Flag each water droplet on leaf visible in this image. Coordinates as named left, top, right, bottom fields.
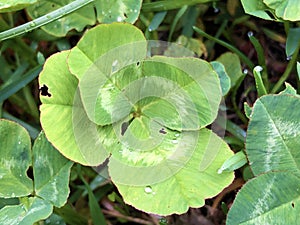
left=247, top=31, right=253, bottom=37
left=214, top=8, right=220, bottom=13
left=172, top=139, right=178, bottom=144
left=254, top=65, right=263, bottom=72
left=112, top=60, right=118, bottom=72
left=144, top=186, right=153, bottom=193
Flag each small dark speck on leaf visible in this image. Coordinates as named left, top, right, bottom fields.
left=136, top=61, right=140, bottom=66
left=123, top=13, right=128, bottom=18
left=159, top=128, right=167, bottom=134
left=40, top=84, right=51, bottom=97
left=292, top=202, right=295, bottom=208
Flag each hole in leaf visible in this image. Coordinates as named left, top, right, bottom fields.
left=26, top=166, right=34, bottom=180
left=121, top=122, right=129, bottom=136
left=121, top=118, right=134, bottom=136
left=265, top=10, right=276, bottom=20
left=40, top=84, right=51, bottom=97
left=292, top=202, right=295, bottom=208
left=159, top=128, right=167, bottom=134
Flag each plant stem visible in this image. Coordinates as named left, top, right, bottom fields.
left=0, top=18, right=37, bottom=66
left=142, top=0, right=216, bottom=12
left=0, top=0, right=94, bottom=41
left=193, top=26, right=255, bottom=70
left=23, top=86, right=39, bottom=120
left=249, top=35, right=269, bottom=91
left=253, top=66, right=267, bottom=97
left=168, top=5, right=188, bottom=42
left=226, top=120, right=246, bottom=142
left=283, top=21, right=290, bottom=36
left=271, top=42, right=300, bottom=93
left=206, top=19, right=228, bottom=55
left=231, top=76, right=248, bottom=124
left=216, top=117, right=246, bottom=142
left=0, top=65, right=42, bottom=103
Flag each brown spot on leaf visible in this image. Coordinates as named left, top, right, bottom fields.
left=159, top=128, right=167, bottom=134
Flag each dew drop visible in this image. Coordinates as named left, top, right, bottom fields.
left=111, top=60, right=118, bottom=73
left=117, top=16, right=123, bottom=22
left=214, top=8, right=220, bottom=13
left=286, top=56, right=292, bottom=61
left=243, top=69, right=248, bottom=74
left=172, top=139, right=178, bottom=144
left=247, top=31, right=254, bottom=37
left=134, top=9, right=138, bottom=13
left=159, top=218, right=168, bottom=224
left=174, top=133, right=180, bottom=137
left=11, top=193, right=15, bottom=197
left=112, top=59, right=118, bottom=66
left=254, top=65, right=263, bottom=72
left=18, top=141, right=21, bottom=144
left=144, top=186, right=153, bottom=193
left=0, top=175, right=3, bottom=179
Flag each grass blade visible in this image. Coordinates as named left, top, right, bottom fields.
left=0, top=65, right=42, bottom=103
left=0, top=0, right=94, bottom=41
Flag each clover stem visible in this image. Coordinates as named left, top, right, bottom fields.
left=271, top=42, right=300, bottom=93
left=133, top=108, right=142, bottom=118
left=0, top=0, right=95, bottom=41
